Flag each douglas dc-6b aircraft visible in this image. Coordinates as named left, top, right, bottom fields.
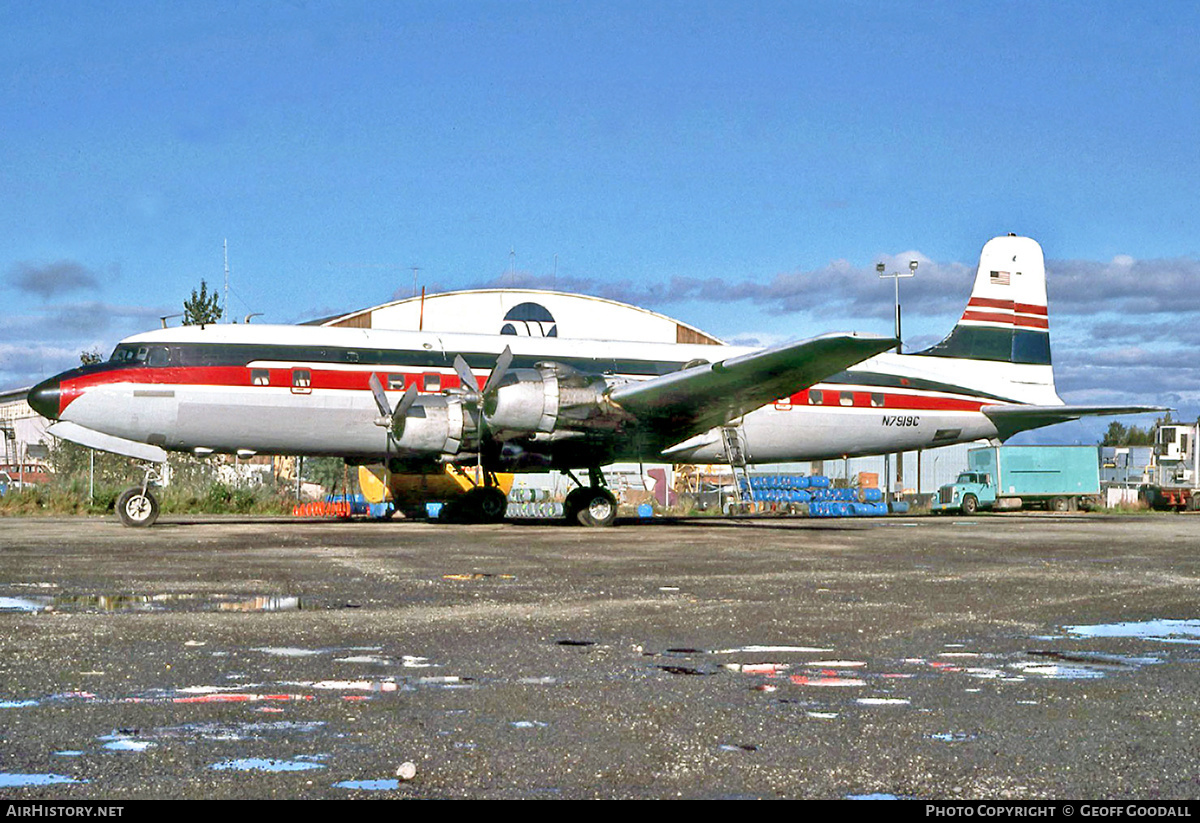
left=27, top=235, right=1158, bottom=527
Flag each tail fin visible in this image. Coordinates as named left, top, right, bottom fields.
left=914, top=234, right=1167, bottom=434
left=914, top=234, right=1061, bottom=404
left=920, top=234, right=1051, bottom=365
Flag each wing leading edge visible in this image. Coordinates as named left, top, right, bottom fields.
left=608, top=332, right=899, bottom=450
left=982, top=404, right=1168, bottom=441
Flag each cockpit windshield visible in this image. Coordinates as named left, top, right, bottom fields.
left=110, top=344, right=171, bottom=366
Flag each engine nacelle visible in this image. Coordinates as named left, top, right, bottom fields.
left=391, top=395, right=473, bottom=454
left=484, top=363, right=617, bottom=434
left=485, top=367, right=561, bottom=433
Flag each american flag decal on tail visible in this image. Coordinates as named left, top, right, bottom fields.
left=989, top=270, right=1013, bottom=285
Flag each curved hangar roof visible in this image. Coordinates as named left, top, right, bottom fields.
left=318, top=289, right=723, bottom=346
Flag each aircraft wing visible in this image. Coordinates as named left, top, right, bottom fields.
left=982, top=404, right=1167, bottom=441
left=608, top=332, right=898, bottom=449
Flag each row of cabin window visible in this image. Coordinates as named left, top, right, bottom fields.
left=251, top=370, right=881, bottom=406
left=807, top=389, right=886, bottom=407
left=251, top=370, right=452, bottom=392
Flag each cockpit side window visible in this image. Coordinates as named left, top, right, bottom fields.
left=146, top=346, right=170, bottom=367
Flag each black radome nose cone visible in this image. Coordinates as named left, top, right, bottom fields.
left=27, top=378, right=61, bottom=420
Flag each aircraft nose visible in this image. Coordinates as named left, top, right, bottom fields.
left=27, top=377, right=61, bottom=421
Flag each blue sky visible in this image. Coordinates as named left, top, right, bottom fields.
left=3, top=1, right=1198, bottom=440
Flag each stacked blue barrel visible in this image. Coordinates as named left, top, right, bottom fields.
left=738, top=475, right=889, bottom=517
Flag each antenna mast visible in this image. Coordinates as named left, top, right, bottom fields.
left=223, top=239, right=230, bottom=323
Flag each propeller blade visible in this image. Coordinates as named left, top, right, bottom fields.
left=368, top=373, right=392, bottom=418
left=481, top=345, right=514, bottom=397
left=394, top=382, right=419, bottom=419
left=453, top=355, right=481, bottom=401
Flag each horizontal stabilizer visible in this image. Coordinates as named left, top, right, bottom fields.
left=609, top=332, right=898, bottom=449
left=48, top=421, right=168, bottom=463
left=982, top=404, right=1167, bottom=441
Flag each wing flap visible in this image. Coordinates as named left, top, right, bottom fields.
left=609, top=332, right=897, bottom=448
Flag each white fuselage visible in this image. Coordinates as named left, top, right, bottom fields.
left=43, top=322, right=1039, bottom=467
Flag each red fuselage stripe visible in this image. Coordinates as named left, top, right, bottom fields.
left=794, top=389, right=987, bottom=412
left=61, top=366, right=995, bottom=416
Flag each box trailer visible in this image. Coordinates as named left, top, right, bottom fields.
left=1144, top=424, right=1200, bottom=511
left=933, top=445, right=1101, bottom=515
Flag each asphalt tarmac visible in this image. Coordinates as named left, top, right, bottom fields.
left=1, top=512, right=1199, bottom=800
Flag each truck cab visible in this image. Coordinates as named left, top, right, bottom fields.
left=933, top=471, right=995, bottom=515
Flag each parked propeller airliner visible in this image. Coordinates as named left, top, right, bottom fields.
left=28, top=235, right=1158, bottom=527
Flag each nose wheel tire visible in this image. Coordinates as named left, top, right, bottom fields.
left=117, top=487, right=160, bottom=528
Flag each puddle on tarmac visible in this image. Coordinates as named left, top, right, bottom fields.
left=154, top=720, right=326, bottom=741
left=659, top=665, right=718, bottom=676
left=711, top=645, right=832, bottom=654
left=790, top=675, right=866, bottom=687
left=252, top=646, right=324, bottom=657
left=511, top=720, right=548, bottom=729
left=929, top=732, right=978, bottom=742
left=99, top=733, right=154, bottom=752
left=442, top=573, right=516, bottom=581
left=1021, top=650, right=1160, bottom=679
left=0, top=773, right=87, bottom=788
left=210, top=757, right=327, bottom=773
left=0, top=593, right=299, bottom=614
left=1063, top=619, right=1200, bottom=644
left=0, top=596, right=52, bottom=613
left=335, top=779, right=401, bottom=791
left=643, top=633, right=1180, bottom=715
left=334, top=654, right=383, bottom=664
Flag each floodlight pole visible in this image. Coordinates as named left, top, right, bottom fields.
left=877, top=260, right=918, bottom=354
left=877, top=259, right=919, bottom=500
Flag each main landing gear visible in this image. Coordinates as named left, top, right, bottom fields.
left=441, top=469, right=509, bottom=524
left=117, top=464, right=162, bottom=528
left=562, top=467, right=617, bottom=528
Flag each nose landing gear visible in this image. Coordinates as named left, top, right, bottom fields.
left=117, top=464, right=163, bottom=528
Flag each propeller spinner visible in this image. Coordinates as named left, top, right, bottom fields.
left=368, top=373, right=418, bottom=429
left=452, top=346, right=513, bottom=407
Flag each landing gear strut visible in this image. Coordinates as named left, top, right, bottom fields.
left=562, top=467, right=617, bottom=528
left=117, top=464, right=162, bottom=528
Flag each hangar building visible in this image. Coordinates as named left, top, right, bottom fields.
left=315, top=288, right=724, bottom=346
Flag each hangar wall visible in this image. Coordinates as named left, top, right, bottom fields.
left=319, top=288, right=723, bottom=345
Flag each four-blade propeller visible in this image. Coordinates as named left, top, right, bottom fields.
left=452, top=345, right=513, bottom=410
left=368, top=373, right=418, bottom=429
left=370, top=345, right=514, bottom=434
